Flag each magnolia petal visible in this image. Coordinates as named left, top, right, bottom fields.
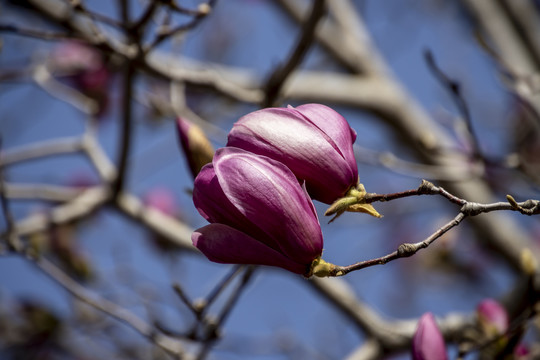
left=295, top=103, right=357, bottom=169
left=227, top=107, right=356, bottom=204
left=192, top=163, right=277, bottom=249
left=213, top=147, right=323, bottom=264
left=192, top=223, right=308, bottom=274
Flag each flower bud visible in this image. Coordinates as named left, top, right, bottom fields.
left=412, top=313, right=448, bottom=360
left=476, top=298, right=509, bottom=336
left=514, top=343, right=530, bottom=359
left=192, top=147, right=323, bottom=275
left=227, top=104, right=358, bottom=204
left=49, top=41, right=111, bottom=116
left=177, top=117, right=215, bottom=179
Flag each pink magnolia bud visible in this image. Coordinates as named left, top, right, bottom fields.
left=50, top=41, right=111, bottom=116
left=176, top=117, right=215, bottom=179
left=50, top=41, right=103, bottom=73
left=412, top=313, right=448, bottom=360
left=227, top=103, right=358, bottom=204
left=515, top=343, right=530, bottom=359
left=143, top=187, right=178, bottom=217
left=192, top=147, right=323, bottom=275
left=476, top=298, right=509, bottom=335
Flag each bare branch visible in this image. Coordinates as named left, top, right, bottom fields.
left=114, top=191, right=194, bottom=250
left=145, top=0, right=217, bottom=52
left=3, top=183, right=84, bottom=202
left=0, top=136, right=84, bottom=168
left=6, top=186, right=109, bottom=239
left=308, top=277, right=473, bottom=351
left=112, top=62, right=135, bottom=198
left=424, top=50, right=483, bottom=161
left=0, top=24, right=75, bottom=41
left=330, top=213, right=466, bottom=276
left=32, top=255, right=187, bottom=357
left=326, top=180, right=539, bottom=275
left=262, top=0, right=326, bottom=107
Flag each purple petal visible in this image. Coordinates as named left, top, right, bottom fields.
left=193, top=163, right=276, bottom=249
left=192, top=223, right=308, bottom=274
left=227, top=107, right=357, bottom=203
left=294, top=103, right=357, bottom=175
left=412, top=313, right=448, bottom=360
left=213, top=147, right=323, bottom=264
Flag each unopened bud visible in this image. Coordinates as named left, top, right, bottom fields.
left=521, top=248, right=537, bottom=276
left=309, top=257, right=341, bottom=277
left=476, top=298, right=509, bottom=336
left=176, top=117, right=214, bottom=179
left=198, top=3, right=211, bottom=15
left=412, top=313, right=448, bottom=360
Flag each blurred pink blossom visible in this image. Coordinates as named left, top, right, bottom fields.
left=476, top=298, right=509, bottom=335
left=412, top=312, right=448, bottom=360
left=144, top=187, right=178, bottom=217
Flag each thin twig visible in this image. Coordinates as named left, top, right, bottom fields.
left=145, top=0, right=217, bottom=52
left=204, top=265, right=244, bottom=308
left=330, top=213, right=466, bottom=276
left=353, top=145, right=482, bottom=181
left=172, top=283, right=199, bottom=317
left=171, top=265, right=245, bottom=340
left=363, top=179, right=467, bottom=206
left=424, top=49, right=484, bottom=160
left=326, top=180, right=539, bottom=276
left=69, top=1, right=123, bottom=29
left=32, top=255, right=186, bottom=356
left=120, top=0, right=130, bottom=25
left=196, top=266, right=255, bottom=359
left=262, top=0, right=326, bottom=107
left=163, top=0, right=209, bottom=16
left=0, top=24, right=75, bottom=41
left=112, top=61, right=135, bottom=198
left=0, top=139, right=19, bottom=252
left=131, top=0, right=160, bottom=35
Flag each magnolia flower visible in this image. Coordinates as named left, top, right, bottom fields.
left=176, top=117, right=214, bottom=179
left=227, top=104, right=358, bottom=204
left=412, top=313, right=448, bottom=360
left=477, top=298, right=509, bottom=336
left=192, top=147, right=323, bottom=275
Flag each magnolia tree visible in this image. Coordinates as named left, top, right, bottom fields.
left=1, top=0, right=540, bottom=359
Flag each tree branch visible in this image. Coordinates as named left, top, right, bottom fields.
left=32, top=255, right=187, bottom=357
left=326, top=180, right=539, bottom=276
left=262, top=0, right=326, bottom=107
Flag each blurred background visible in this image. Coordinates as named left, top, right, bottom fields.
left=1, top=0, right=539, bottom=359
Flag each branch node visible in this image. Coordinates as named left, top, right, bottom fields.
left=418, top=179, right=435, bottom=194
left=506, top=194, right=519, bottom=209
left=460, top=202, right=483, bottom=216
left=397, top=243, right=416, bottom=257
